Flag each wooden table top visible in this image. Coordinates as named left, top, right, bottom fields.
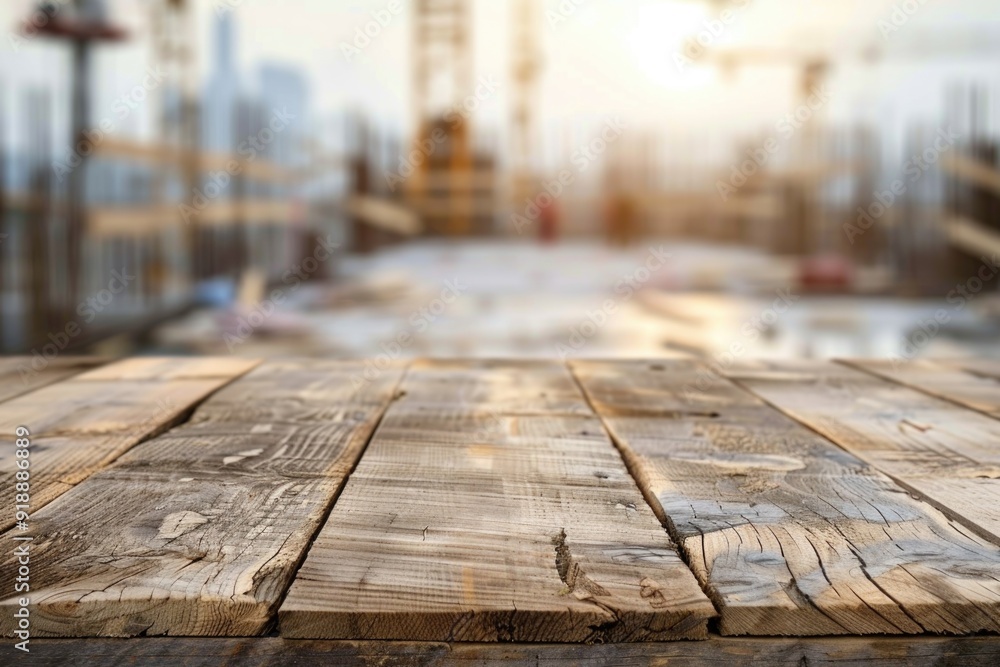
left=2, top=356, right=1000, bottom=665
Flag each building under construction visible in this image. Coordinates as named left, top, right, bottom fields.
left=1, top=0, right=999, bottom=359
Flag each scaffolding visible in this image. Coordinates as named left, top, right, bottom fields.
left=509, top=0, right=542, bottom=215
left=410, top=0, right=477, bottom=236
left=33, top=0, right=128, bottom=318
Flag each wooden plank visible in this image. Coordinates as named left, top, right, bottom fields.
left=724, top=360, right=1000, bottom=548
left=0, top=357, right=260, bottom=532
left=942, top=154, right=1000, bottom=197
left=842, top=359, right=1000, bottom=419
left=572, top=360, right=1000, bottom=636
left=89, top=200, right=297, bottom=237
left=946, top=216, right=1000, bottom=258
left=0, top=361, right=407, bottom=637
left=93, top=138, right=304, bottom=182
left=72, top=356, right=260, bottom=381
left=8, top=636, right=1000, bottom=667
left=278, top=360, right=714, bottom=642
left=0, top=356, right=109, bottom=404
left=346, top=195, right=422, bottom=236
left=950, top=358, right=1000, bottom=383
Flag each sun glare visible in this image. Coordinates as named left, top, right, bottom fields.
left=628, top=2, right=715, bottom=89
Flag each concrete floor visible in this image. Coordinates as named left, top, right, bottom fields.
left=151, top=241, right=1000, bottom=361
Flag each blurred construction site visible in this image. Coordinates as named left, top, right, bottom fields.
left=2, top=0, right=999, bottom=362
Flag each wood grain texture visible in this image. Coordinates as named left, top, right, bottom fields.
left=7, top=636, right=1000, bottom=667
left=0, top=356, right=109, bottom=403
left=572, top=360, right=1000, bottom=637
left=0, top=361, right=406, bottom=637
left=950, top=358, right=1000, bottom=383
left=0, top=357, right=259, bottom=532
left=725, top=360, right=1000, bottom=546
left=73, top=357, right=263, bottom=381
left=279, top=360, right=715, bottom=642
left=843, top=359, right=1000, bottom=419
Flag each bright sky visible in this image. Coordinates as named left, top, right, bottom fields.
left=2, top=0, right=1000, bottom=154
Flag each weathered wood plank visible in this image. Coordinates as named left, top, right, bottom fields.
left=7, top=636, right=1000, bottom=667
left=72, top=356, right=262, bottom=382
left=0, top=357, right=260, bottom=532
left=572, top=360, right=1000, bottom=636
left=951, top=358, right=1000, bottom=383
left=843, top=359, right=1000, bottom=419
left=0, top=356, right=109, bottom=404
left=0, top=361, right=406, bottom=637
left=725, top=360, right=1000, bottom=546
left=278, top=360, right=715, bottom=642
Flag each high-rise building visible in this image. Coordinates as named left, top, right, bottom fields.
left=202, top=12, right=241, bottom=153
left=257, top=63, right=309, bottom=167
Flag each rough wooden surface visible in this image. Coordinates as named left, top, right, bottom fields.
left=843, top=359, right=1000, bottom=419
left=70, top=357, right=262, bottom=382
left=0, top=357, right=258, bottom=532
left=726, top=360, right=1000, bottom=546
left=0, top=356, right=109, bottom=403
left=7, top=636, right=1000, bottom=667
left=0, top=361, right=406, bottom=637
left=950, top=358, right=1000, bottom=382
left=279, top=360, right=715, bottom=642
left=572, top=360, right=1000, bottom=636
left=2, top=356, right=1000, bottom=650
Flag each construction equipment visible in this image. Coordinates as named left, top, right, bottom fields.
left=408, top=0, right=498, bottom=237
left=32, top=0, right=127, bottom=318
left=509, top=0, right=543, bottom=225
left=149, top=0, right=200, bottom=282
left=691, top=27, right=1000, bottom=279
left=410, top=0, right=473, bottom=236
left=691, top=27, right=1000, bottom=117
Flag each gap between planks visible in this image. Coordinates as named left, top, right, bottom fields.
left=0, top=360, right=409, bottom=637
left=563, top=360, right=721, bottom=628
left=572, top=360, right=1000, bottom=637
left=0, top=357, right=110, bottom=404
left=837, top=359, right=1000, bottom=421
left=265, top=363, right=413, bottom=630
left=725, top=360, right=1000, bottom=549
left=278, top=360, right=715, bottom=642
left=0, top=357, right=262, bottom=532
